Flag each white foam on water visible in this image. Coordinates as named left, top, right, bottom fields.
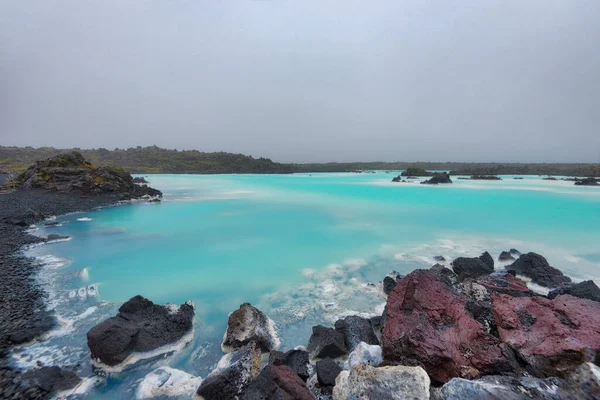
left=56, top=376, right=102, bottom=399
left=516, top=275, right=551, bottom=296
left=46, top=237, right=72, bottom=244
left=77, top=217, right=93, bottom=221
left=92, top=329, right=195, bottom=374
left=80, top=268, right=89, bottom=281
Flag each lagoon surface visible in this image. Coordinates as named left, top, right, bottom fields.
left=13, top=173, right=600, bottom=398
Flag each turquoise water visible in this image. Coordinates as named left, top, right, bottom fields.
left=13, top=173, right=600, bottom=398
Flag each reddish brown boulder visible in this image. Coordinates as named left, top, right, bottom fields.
left=382, top=270, right=517, bottom=383
left=241, top=364, right=315, bottom=400
left=492, top=293, right=600, bottom=377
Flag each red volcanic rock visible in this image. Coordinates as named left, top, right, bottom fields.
left=475, top=273, right=533, bottom=298
left=492, top=293, right=600, bottom=377
left=382, top=270, right=517, bottom=383
left=241, top=364, right=315, bottom=400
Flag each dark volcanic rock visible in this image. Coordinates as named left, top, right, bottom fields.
left=507, top=252, right=571, bottom=288
left=498, top=251, right=515, bottom=262
left=316, top=357, right=342, bottom=387
left=241, top=364, right=315, bottom=400
left=46, top=233, right=70, bottom=242
left=470, top=175, right=502, bottom=180
left=431, top=264, right=459, bottom=286
left=382, top=276, right=397, bottom=295
left=451, top=252, right=495, bottom=281
left=21, top=366, right=81, bottom=393
left=391, top=175, right=402, bottom=182
left=334, top=316, right=379, bottom=351
left=269, top=349, right=310, bottom=382
left=421, top=172, right=452, bottom=185
left=222, top=303, right=278, bottom=353
left=197, top=342, right=262, bottom=400
left=475, top=273, right=533, bottom=298
left=434, top=255, right=446, bottom=262
left=307, top=325, right=347, bottom=359
left=492, top=293, right=600, bottom=377
left=548, top=280, right=600, bottom=302
left=574, top=178, right=600, bottom=186
left=382, top=270, right=517, bottom=383
left=8, top=151, right=162, bottom=198
left=87, top=295, right=194, bottom=366
left=132, top=176, right=149, bottom=184
left=509, top=248, right=521, bottom=257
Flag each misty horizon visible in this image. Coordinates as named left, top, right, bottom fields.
left=2, top=1, right=600, bottom=163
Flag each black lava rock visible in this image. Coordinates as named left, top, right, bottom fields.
left=307, top=325, right=347, bottom=359
left=334, top=316, right=379, bottom=351
left=507, top=252, right=571, bottom=288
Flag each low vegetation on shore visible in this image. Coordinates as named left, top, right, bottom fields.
left=2, top=146, right=599, bottom=176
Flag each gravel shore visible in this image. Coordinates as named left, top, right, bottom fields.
left=0, top=189, right=123, bottom=398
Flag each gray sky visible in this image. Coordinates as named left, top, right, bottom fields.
left=1, top=1, right=599, bottom=163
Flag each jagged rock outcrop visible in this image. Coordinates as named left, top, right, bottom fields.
left=548, top=280, right=600, bottom=302
left=382, top=270, right=518, bottom=383
left=20, top=367, right=81, bottom=395
left=401, top=168, right=434, bottom=177
left=8, top=151, right=161, bottom=198
left=451, top=252, right=495, bottom=281
left=492, top=293, right=600, bottom=377
left=222, top=303, right=278, bottom=353
left=421, top=172, right=453, bottom=185
left=87, top=295, right=194, bottom=366
left=506, top=252, right=571, bottom=288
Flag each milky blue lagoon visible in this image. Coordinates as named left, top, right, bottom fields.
left=13, top=173, right=600, bottom=398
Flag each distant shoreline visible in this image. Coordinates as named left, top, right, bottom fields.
left=2, top=146, right=599, bottom=177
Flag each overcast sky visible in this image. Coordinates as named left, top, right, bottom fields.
left=1, top=1, right=599, bottom=163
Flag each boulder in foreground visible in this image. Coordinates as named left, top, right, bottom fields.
left=241, top=364, right=315, bottom=400
left=222, top=303, right=279, bottom=353
left=382, top=270, right=517, bottom=383
left=334, top=315, right=379, bottom=351
left=197, top=342, right=262, bottom=400
left=333, top=364, right=430, bottom=400
left=268, top=349, right=310, bottom=382
left=307, top=325, right=348, bottom=359
left=87, top=295, right=194, bottom=366
left=451, top=252, right=494, bottom=281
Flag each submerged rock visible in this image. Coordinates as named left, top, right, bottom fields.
left=241, top=364, right=315, bottom=400
left=135, top=366, right=202, bottom=399
left=382, top=270, right=517, bottom=383
left=421, top=172, right=452, bottom=185
left=347, top=342, right=383, bottom=368
left=334, top=316, right=379, bottom=351
left=451, top=252, right=495, bottom=281
left=492, top=293, right=600, bottom=377
left=506, top=252, right=571, bottom=288
left=498, top=251, right=515, bottom=262
left=87, top=295, right=194, bottom=367
left=46, top=233, right=70, bottom=242
left=307, top=325, right=347, bottom=359
left=20, top=366, right=81, bottom=394
left=197, top=342, right=262, bottom=400
left=269, top=349, right=310, bottom=382
left=548, top=280, right=600, bottom=303
left=333, top=364, right=430, bottom=400
left=222, top=303, right=278, bottom=353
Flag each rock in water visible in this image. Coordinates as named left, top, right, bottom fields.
left=20, top=366, right=81, bottom=394
left=241, top=364, right=315, bottom=400
left=492, top=293, right=600, bottom=377
left=87, top=295, right=194, bottom=366
left=548, top=280, right=600, bottom=302
left=197, top=342, right=262, bottom=400
left=333, top=364, right=430, bottom=400
left=307, top=325, right=348, bottom=359
left=334, top=316, right=379, bottom=351
left=451, top=252, right=495, bottom=281
left=135, top=367, right=202, bottom=399
left=347, top=342, right=383, bottom=368
left=498, top=251, right=515, bottom=262
left=382, top=270, right=517, bottom=383
left=222, top=303, right=279, bottom=353
left=506, top=252, right=571, bottom=288
left=421, top=172, right=452, bottom=185
left=269, top=349, right=310, bottom=382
